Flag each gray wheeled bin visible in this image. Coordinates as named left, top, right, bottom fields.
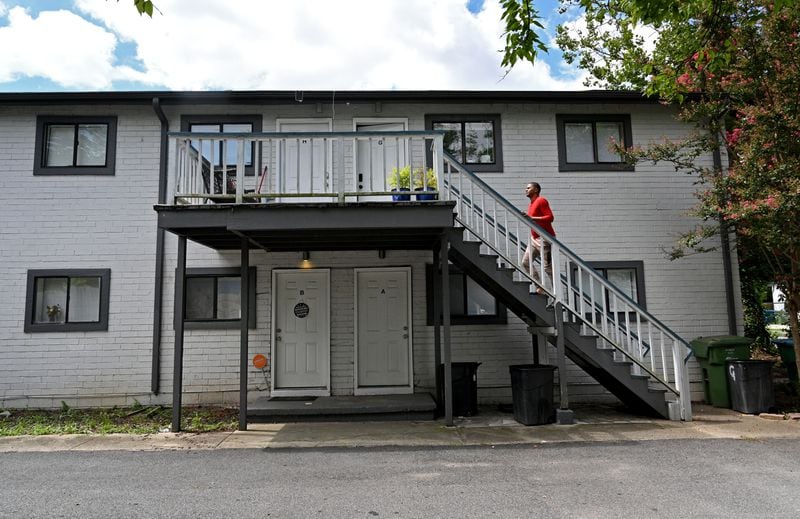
left=726, top=360, right=775, bottom=414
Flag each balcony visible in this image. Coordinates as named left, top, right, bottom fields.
left=168, top=130, right=446, bottom=205
left=156, top=131, right=456, bottom=251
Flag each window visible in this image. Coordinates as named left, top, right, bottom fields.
left=426, top=264, right=507, bottom=325
left=24, top=269, right=111, bottom=332
left=425, top=115, right=503, bottom=172
left=176, top=267, right=257, bottom=330
left=181, top=115, right=262, bottom=176
left=34, top=116, right=117, bottom=175
left=556, top=114, right=633, bottom=172
left=572, top=261, right=646, bottom=314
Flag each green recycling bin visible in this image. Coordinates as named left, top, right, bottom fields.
left=773, top=339, right=797, bottom=383
left=690, top=335, right=753, bottom=408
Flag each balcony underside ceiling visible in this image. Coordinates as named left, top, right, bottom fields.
left=155, top=202, right=456, bottom=251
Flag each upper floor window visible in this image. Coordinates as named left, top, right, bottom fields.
left=426, top=264, right=507, bottom=325
left=24, top=269, right=111, bottom=333
left=556, top=114, right=633, bottom=172
left=573, top=261, right=646, bottom=314
left=34, top=116, right=117, bottom=176
left=181, top=115, right=262, bottom=176
left=425, top=114, right=503, bottom=172
left=176, top=267, right=257, bottom=330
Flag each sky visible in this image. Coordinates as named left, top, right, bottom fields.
left=0, top=0, right=589, bottom=92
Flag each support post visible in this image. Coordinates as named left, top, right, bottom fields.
left=554, top=301, right=574, bottom=424
left=239, top=238, right=250, bottom=431
left=441, top=236, right=453, bottom=426
left=432, top=246, right=442, bottom=413
left=171, top=235, right=187, bottom=432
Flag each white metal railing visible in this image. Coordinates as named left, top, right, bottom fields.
left=169, top=131, right=444, bottom=204
left=441, top=155, right=693, bottom=421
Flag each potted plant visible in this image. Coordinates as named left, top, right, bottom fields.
left=46, top=304, right=62, bottom=323
left=413, top=167, right=438, bottom=200
left=387, top=165, right=411, bottom=201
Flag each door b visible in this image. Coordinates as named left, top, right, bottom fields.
left=273, top=270, right=330, bottom=392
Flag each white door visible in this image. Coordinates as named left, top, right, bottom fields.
left=276, top=119, right=331, bottom=202
left=355, top=268, right=412, bottom=394
left=272, top=270, right=330, bottom=396
left=355, top=120, right=408, bottom=201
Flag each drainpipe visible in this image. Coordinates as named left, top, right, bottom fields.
left=712, top=139, right=738, bottom=335
left=151, top=97, right=169, bottom=394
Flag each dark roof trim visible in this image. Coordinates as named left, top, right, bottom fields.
left=0, top=89, right=660, bottom=106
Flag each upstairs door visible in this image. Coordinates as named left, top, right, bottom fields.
left=354, top=119, right=408, bottom=201
left=272, top=269, right=330, bottom=396
left=355, top=268, right=413, bottom=394
left=276, top=119, right=332, bottom=202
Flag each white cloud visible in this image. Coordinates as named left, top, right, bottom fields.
left=1, top=0, right=587, bottom=91
left=0, top=5, right=147, bottom=88
left=0, top=2, right=7, bottom=18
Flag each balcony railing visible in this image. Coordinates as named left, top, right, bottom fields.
left=168, top=131, right=445, bottom=205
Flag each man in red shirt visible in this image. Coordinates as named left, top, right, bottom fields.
left=521, top=182, right=555, bottom=295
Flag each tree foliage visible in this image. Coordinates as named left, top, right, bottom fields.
left=125, top=0, right=155, bottom=17
left=502, top=0, right=800, bottom=369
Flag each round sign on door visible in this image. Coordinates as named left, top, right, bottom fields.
left=294, top=302, right=309, bottom=318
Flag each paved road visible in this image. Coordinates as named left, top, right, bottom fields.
left=2, top=439, right=798, bottom=518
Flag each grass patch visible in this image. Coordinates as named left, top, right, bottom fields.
left=0, top=405, right=237, bottom=436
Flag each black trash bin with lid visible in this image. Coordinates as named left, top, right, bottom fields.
left=438, top=362, right=481, bottom=417
left=726, top=360, right=775, bottom=414
left=509, top=364, right=557, bottom=425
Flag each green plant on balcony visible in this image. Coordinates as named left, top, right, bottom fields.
left=412, top=167, right=437, bottom=190
left=387, top=165, right=412, bottom=190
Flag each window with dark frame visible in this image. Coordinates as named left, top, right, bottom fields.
left=572, top=261, right=646, bottom=315
left=33, top=116, right=117, bottom=176
left=180, top=115, right=262, bottom=176
left=425, top=114, right=503, bottom=172
left=24, top=269, right=111, bottom=333
left=556, top=114, right=634, bottom=172
left=425, top=264, right=507, bottom=325
left=176, top=267, right=257, bottom=330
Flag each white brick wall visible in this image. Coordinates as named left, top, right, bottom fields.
left=0, top=98, right=742, bottom=409
left=0, top=104, right=160, bottom=408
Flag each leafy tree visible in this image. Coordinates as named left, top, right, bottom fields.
left=502, top=0, right=800, bottom=372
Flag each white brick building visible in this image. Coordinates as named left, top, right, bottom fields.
left=0, top=91, right=742, bottom=426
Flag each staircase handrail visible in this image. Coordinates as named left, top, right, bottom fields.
left=441, top=154, right=693, bottom=419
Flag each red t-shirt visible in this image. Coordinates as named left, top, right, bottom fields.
left=527, top=196, right=555, bottom=239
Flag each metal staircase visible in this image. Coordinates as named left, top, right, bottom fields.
left=438, top=154, right=693, bottom=420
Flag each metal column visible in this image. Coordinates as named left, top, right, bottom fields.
left=441, top=236, right=453, bottom=426
left=170, top=235, right=187, bottom=432
left=238, top=238, right=250, bottom=431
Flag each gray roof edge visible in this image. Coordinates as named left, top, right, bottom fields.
left=0, top=89, right=660, bottom=105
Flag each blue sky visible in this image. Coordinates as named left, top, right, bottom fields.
left=0, top=0, right=582, bottom=92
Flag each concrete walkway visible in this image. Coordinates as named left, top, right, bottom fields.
left=2, top=404, right=799, bottom=452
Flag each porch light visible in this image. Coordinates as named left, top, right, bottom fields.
left=299, top=251, right=312, bottom=269
left=378, top=250, right=386, bottom=259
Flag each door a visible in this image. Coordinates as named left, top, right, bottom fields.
left=355, top=268, right=412, bottom=394
left=272, top=269, right=330, bottom=396
left=276, top=119, right=332, bottom=202
left=354, top=119, right=408, bottom=201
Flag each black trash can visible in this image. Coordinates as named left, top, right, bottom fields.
left=438, top=362, right=481, bottom=417
left=509, top=364, right=557, bottom=425
left=726, top=360, right=775, bottom=414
